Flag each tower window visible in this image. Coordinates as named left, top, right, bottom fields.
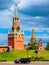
left=15, top=18, right=16, bottom=20
left=17, top=18, right=19, bottom=20
left=22, top=34, right=24, bottom=36
left=14, top=18, right=19, bottom=20
left=19, top=35, right=20, bottom=36
left=16, top=34, right=17, bottom=35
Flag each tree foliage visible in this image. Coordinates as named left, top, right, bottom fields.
left=28, top=43, right=38, bottom=50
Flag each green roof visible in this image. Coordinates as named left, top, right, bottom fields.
left=14, top=5, right=19, bottom=19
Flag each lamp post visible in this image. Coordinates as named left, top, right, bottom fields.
left=27, top=47, right=28, bottom=58
left=26, top=41, right=29, bottom=58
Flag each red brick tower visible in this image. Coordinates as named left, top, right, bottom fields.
left=8, top=5, right=25, bottom=50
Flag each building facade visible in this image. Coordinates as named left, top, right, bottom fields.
left=0, top=45, right=8, bottom=52
left=8, top=5, right=25, bottom=50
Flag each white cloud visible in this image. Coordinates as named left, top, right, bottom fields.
left=0, top=0, right=13, bottom=10
left=20, top=14, right=49, bottom=33
left=0, top=33, right=8, bottom=44
left=13, top=0, right=21, bottom=4
left=36, top=35, right=49, bottom=39
left=35, top=28, right=49, bottom=32
left=32, top=16, right=44, bottom=19
left=21, top=23, right=49, bottom=32
left=0, top=34, right=7, bottom=40
left=0, top=10, right=13, bottom=28
left=24, top=35, right=31, bottom=45
left=18, top=0, right=49, bottom=8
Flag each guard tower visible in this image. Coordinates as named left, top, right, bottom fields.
left=8, top=5, right=25, bottom=50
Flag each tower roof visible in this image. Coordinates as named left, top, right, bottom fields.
left=14, top=4, right=19, bottom=19
left=30, top=28, right=36, bottom=43
left=31, top=28, right=36, bottom=39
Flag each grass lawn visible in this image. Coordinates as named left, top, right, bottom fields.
left=0, top=50, right=49, bottom=61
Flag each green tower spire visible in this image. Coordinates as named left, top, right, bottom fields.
left=14, top=4, right=19, bottom=19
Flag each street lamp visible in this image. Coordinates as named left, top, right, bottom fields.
left=27, top=47, right=28, bottom=58
left=26, top=41, right=29, bottom=58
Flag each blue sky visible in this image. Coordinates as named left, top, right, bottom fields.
left=0, top=0, right=49, bottom=47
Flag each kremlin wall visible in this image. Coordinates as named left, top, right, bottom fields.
left=0, top=5, right=44, bottom=52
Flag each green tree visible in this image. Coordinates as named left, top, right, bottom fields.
left=46, top=42, right=49, bottom=50
left=28, top=43, right=38, bottom=50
